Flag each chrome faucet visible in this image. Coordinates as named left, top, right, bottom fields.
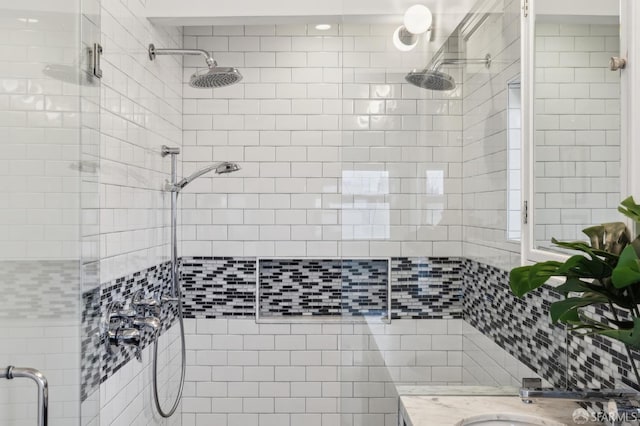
left=133, top=316, right=161, bottom=334
left=520, top=377, right=640, bottom=403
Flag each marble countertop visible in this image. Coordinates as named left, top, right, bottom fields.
left=397, top=385, right=520, bottom=396
left=400, top=395, right=603, bottom=426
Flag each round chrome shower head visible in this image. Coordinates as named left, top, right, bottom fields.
left=405, top=69, right=456, bottom=91
left=190, top=67, right=243, bottom=88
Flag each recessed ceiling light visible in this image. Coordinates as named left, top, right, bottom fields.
left=18, top=18, right=39, bottom=24
left=393, top=25, right=418, bottom=52
left=315, top=24, right=332, bottom=31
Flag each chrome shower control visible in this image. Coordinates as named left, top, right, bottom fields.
left=133, top=316, right=161, bottom=334
left=132, top=290, right=161, bottom=316
left=107, top=328, right=142, bottom=361
left=103, top=301, right=146, bottom=362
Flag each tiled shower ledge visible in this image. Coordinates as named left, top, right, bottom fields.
left=256, top=315, right=392, bottom=324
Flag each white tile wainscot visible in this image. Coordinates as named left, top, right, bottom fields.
left=181, top=318, right=466, bottom=426
left=180, top=318, right=544, bottom=426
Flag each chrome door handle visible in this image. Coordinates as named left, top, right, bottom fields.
left=1, top=366, right=48, bottom=426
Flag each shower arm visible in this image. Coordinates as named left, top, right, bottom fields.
left=148, top=44, right=216, bottom=67
left=428, top=54, right=492, bottom=71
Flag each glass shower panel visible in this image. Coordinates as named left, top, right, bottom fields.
left=0, top=0, right=97, bottom=424
left=337, top=12, right=458, bottom=425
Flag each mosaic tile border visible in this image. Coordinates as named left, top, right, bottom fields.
left=81, top=261, right=176, bottom=401
left=391, top=257, right=464, bottom=319
left=180, top=257, right=465, bottom=320
left=181, top=257, right=257, bottom=319
left=0, top=260, right=80, bottom=319
left=462, top=259, right=640, bottom=391
left=461, top=259, right=568, bottom=387
left=83, top=255, right=640, bottom=402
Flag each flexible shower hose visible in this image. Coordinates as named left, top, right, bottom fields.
left=152, top=292, right=186, bottom=418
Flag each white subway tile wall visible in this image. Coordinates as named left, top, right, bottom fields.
left=534, top=23, right=620, bottom=247
left=87, top=0, right=185, bottom=425
left=461, top=322, right=544, bottom=387
left=98, top=325, right=183, bottom=426
left=181, top=24, right=463, bottom=258
left=462, top=0, right=522, bottom=270
left=181, top=318, right=536, bottom=426
left=0, top=8, right=81, bottom=260
left=99, top=0, right=183, bottom=283
left=182, top=319, right=462, bottom=426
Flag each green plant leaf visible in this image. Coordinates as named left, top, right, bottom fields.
left=612, top=246, right=640, bottom=288
left=555, top=254, right=610, bottom=279
left=552, top=238, right=618, bottom=262
left=549, top=294, right=608, bottom=324
left=509, top=262, right=563, bottom=297
left=619, top=196, right=640, bottom=223
left=555, top=277, right=592, bottom=296
left=600, top=317, right=640, bottom=350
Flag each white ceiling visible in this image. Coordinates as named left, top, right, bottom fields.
left=145, top=0, right=480, bottom=58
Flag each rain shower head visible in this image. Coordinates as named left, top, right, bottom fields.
left=148, top=43, right=243, bottom=89
left=406, top=53, right=492, bottom=91
left=405, top=69, right=456, bottom=91
left=190, top=67, right=243, bottom=88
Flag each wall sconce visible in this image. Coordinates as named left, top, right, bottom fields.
left=392, top=4, right=433, bottom=52
left=404, top=4, right=433, bottom=35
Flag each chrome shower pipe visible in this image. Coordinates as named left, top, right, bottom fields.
left=155, top=145, right=186, bottom=418
left=161, top=145, right=180, bottom=299
left=148, top=44, right=216, bottom=68
left=1, top=366, right=48, bottom=426
left=428, top=54, right=492, bottom=71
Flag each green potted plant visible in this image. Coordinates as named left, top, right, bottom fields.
left=509, top=197, right=640, bottom=384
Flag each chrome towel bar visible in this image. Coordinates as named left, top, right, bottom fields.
left=1, top=366, right=48, bottom=426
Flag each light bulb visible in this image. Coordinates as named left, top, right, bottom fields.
left=315, top=24, right=332, bottom=31
left=404, top=4, right=433, bottom=34
left=393, top=26, right=418, bottom=52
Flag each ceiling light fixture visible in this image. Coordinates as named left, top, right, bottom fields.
left=315, top=24, right=332, bottom=31
left=393, top=25, right=418, bottom=52
left=403, top=4, right=433, bottom=35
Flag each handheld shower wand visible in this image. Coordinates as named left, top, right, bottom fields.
left=150, top=145, right=240, bottom=419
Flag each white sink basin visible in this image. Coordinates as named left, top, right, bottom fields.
left=456, top=413, right=565, bottom=426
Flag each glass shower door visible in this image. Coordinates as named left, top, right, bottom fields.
left=0, top=1, right=99, bottom=424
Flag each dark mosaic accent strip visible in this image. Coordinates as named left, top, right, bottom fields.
left=80, top=287, right=101, bottom=402
left=391, top=257, right=464, bottom=319
left=80, top=261, right=176, bottom=401
left=0, top=260, right=80, bottom=319
left=181, top=257, right=256, bottom=319
left=567, top=304, right=640, bottom=392
left=462, top=259, right=568, bottom=388
left=82, top=255, right=640, bottom=403
left=462, top=258, right=640, bottom=391
left=259, top=259, right=388, bottom=317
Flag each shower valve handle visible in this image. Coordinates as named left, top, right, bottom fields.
left=132, top=290, right=161, bottom=315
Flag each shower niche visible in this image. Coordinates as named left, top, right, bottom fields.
left=256, top=258, right=391, bottom=322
